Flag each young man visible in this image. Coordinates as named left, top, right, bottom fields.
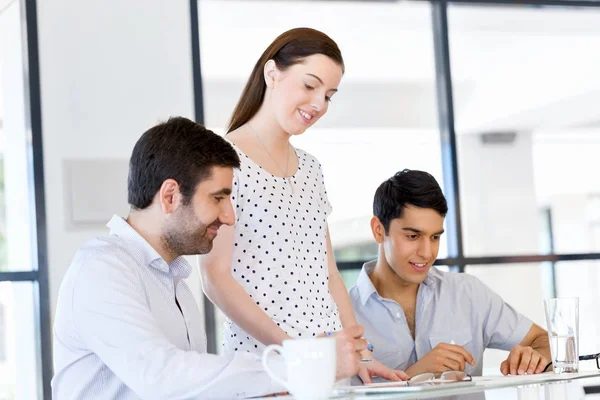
left=52, top=117, right=366, bottom=399
left=349, top=169, right=551, bottom=377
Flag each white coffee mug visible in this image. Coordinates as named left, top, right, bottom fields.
left=262, top=337, right=336, bottom=400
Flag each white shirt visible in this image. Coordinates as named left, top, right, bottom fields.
left=223, top=144, right=341, bottom=356
left=52, top=215, right=284, bottom=400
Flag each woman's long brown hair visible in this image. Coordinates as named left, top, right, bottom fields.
left=227, top=27, right=344, bottom=134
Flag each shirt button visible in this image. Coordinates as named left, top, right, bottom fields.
left=395, top=312, right=401, bottom=318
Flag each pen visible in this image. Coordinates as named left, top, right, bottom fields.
left=363, top=342, right=374, bottom=363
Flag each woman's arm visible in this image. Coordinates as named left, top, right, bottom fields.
left=325, top=226, right=358, bottom=328
left=199, top=224, right=292, bottom=346
left=325, top=225, right=409, bottom=383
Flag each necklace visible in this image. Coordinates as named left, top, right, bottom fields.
left=248, top=123, right=295, bottom=193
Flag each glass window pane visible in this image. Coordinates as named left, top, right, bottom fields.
left=0, top=281, right=40, bottom=400
left=0, top=0, right=35, bottom=271
left=554, top=260, right=600, bottom=359
left=200, top=0, right=443, bottom=353
left=449, top=4, right=600, bottom=257
left=467, top=261, right=600, bottom=374
left=200, top=0, right=445, bottom=262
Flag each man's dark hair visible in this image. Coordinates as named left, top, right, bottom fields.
left=373, top=169, right=448, bottom=234
left=128, top=117, right=240, bottom=210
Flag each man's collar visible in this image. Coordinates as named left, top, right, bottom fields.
left=106, top=215, right=192, bottom=279
left=356, top=260, right=438, bottom=306
left=356, top=260, right=379, bottom=306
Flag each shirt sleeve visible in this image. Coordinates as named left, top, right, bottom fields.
left=70, top=249, right=285, bottom=400
left=473, top=276, right=534, bottom=351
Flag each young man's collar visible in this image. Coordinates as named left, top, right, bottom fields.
left=357, top=260, right=379, bottom=306
left=356, top=260, right=438, bottom=306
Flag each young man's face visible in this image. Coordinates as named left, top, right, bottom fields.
left=375, top=205, right=445, bottom=287
left=162, top=166, right=235, bottom=256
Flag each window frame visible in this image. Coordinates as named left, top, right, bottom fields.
left=0, top=0, right=51, bottom=398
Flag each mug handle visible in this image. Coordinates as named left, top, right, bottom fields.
left=261, top=344, right=289, bottom=391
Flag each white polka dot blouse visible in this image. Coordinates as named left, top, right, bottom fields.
left=223, top=143, right=342, bottom=356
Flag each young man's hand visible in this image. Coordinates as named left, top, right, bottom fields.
left=500, top=344, right=549, bottom=375
left=405, top=343, right=476, bottom=377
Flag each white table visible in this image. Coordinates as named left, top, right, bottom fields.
left=259, top=371, right=600, bottom=399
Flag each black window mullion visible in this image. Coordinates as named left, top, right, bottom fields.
left=446, top=0, right=600, bottom=8
left=0, top=271, right=38, bottom=281
left=189, top=0, right=218, bottom=354
left=432, top=0, right=464, bottom=271
left=23, top=0, right=52, bottom=398
left=338, top=252, right=600, bottom=271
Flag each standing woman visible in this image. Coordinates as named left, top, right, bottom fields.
left=199, top=27, right=406, bottom=383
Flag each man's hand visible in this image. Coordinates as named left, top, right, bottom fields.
left=357, top=357, right=409, bottom=384
left=325, top=325, right=367, bottom=380
left=405, top=343, right=476, bottom=377
left=500, top=345, right=549, bottom=375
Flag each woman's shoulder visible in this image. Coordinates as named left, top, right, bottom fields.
left=294, top=147, right=326, bottom=178
left=223, top=134, right=255, bottom=168
left=223, top=130, right=245, bottom=151
left=294, top=146, right=321, bottom=165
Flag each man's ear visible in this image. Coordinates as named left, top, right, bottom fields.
left=158, top=179, right=182, bottom=214
left=370, top=216, right=386, bottom=243
left=263, top=59, right=279, bottom=89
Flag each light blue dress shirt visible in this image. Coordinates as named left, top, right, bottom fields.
left=52, top=215, right=284, bottom=400
left=349, top=261, right=533, bottom=376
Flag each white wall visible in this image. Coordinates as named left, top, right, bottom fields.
left=36, top=0, right=201, bottom=327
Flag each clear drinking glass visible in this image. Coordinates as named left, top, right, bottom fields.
left=544, top=297, right=579, bottom=373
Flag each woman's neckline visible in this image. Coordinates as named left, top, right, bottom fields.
left=226, top=138, right=302, bottom=179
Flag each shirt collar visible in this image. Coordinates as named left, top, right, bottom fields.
left=356, top=260, right=379, bottom=306
left=106, top=215, right=192, bottom=279
left=422, top=269, right=437, bottom=287
left=356, top=260, right=439, bottom=306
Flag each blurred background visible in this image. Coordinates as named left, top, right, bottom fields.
left=2, top=0, right=600, bottom=398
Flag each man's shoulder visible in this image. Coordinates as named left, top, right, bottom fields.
left=348, top=283, right=379, bottom=329
left=348, top=264, right=377, bottom=307
left=77, top=234, right=134, bottom=259
left=57, top=235, right=142, bottom=312
left=70, top=235, right=141, bottom=276
left=348, top=272, right=387, bottom=322
left=433, top=268, right=487, bottom=294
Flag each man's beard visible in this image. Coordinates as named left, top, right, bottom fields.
left=161, top=207, right=221, bottom=257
